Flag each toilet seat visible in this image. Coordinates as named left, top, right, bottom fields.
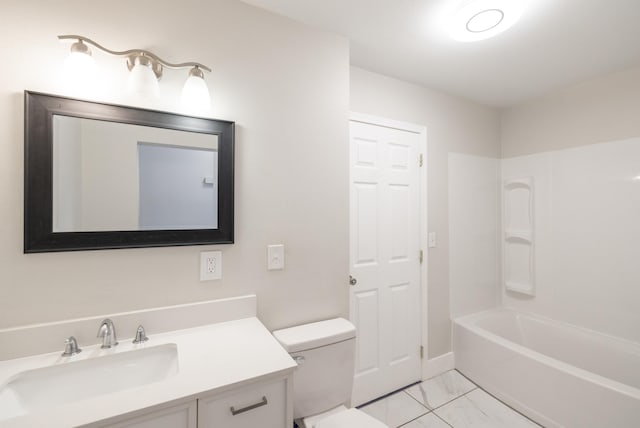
left=314, top=408, right=388, bottom=428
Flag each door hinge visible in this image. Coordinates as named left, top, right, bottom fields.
left=419, top=153, right=423, bottom=167
left=419, top=250, right=423, bottom=264
left=420, top=345, right=424, bottom=359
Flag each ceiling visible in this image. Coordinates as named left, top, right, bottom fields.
left=240, top=0, right=640, bottom=107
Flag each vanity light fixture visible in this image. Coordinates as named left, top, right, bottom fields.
left=61, top=38, right=99, bottom=94
left=449, top=0, right=526, bottom=42
left=180, top=66, right=211, bottom=115
left=58, top=35, right=212, bottom=112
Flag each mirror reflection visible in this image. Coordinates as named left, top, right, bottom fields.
left=52, top=116, right=219, bottom=232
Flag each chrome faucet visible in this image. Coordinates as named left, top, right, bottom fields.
left=96, top=318, right=118, bottom=348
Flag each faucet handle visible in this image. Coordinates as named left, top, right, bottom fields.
left=133, top=325, right=149, bottom=344
left=62, top=336, right=82, bottom=357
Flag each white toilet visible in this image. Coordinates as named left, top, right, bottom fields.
left=273, top=318, right=388, bottom=428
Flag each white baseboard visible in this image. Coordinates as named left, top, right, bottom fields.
left=422, top=351, right=455, bottom=380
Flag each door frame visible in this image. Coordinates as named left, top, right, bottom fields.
left=349, top=112, right=429, bottom=381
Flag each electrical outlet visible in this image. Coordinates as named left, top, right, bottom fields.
left=200, top=251, right=222, bottom=281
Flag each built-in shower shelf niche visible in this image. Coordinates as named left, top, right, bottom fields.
left=504, top=177, right=535, bottom=296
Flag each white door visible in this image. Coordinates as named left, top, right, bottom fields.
left=349, top=117, right=424, bottom=406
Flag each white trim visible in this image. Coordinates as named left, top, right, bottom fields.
left=349, top=112, right=429, bottom=385
left=423, top=352, right=455, bottom=380
left=418, top=128, right=428, bottom=383
left=349, top=112, right=426, bottom=135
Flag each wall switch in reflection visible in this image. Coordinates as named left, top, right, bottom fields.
left=200, top=251, right=222, bottom=281
left=428, top=232, right=437, bottom=248
left=267, top=244, right=285, bottom=271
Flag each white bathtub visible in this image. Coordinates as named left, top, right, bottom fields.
left=453, top=309, right=640, bottom=428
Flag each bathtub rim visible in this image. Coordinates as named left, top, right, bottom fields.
left=453, top=307, right=640, bottom=400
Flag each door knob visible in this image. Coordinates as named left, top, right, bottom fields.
left=349, top=275, right=357, bottom=286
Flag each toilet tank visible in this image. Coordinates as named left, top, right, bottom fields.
left=273, top=318, right=356, bottom=419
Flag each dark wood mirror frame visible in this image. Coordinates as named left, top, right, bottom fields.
left=24, top=91, right=234, bottom=253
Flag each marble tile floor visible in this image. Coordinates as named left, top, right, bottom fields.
left=358, top=370, right=542, bottom=428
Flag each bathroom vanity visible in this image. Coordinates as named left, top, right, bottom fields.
left=0, top=296, right=296, bottom=427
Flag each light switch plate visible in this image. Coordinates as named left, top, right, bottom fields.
left=200, top=251, right=222, bottom=281
left=428, top=232, right=437, bottom=248
left=267, top=244, right=285, bottom=270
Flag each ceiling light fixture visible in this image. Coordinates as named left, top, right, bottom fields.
left=449, top=0, right=526, bottom=42
left=466, top=9, right=504, bottom=33
left=58, top=35, right=212, bottom=113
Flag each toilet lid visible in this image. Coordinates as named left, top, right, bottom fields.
left=315, top=408, right=388, bottom=428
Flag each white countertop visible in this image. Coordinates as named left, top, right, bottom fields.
left=0, top=317, right=296, bottom=427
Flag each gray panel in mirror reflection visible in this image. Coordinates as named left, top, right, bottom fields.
left=138, top=143, right=218, bottom=230
left=52, top=115, right=219, bottom=232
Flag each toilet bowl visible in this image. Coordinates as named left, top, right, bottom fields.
left=272, top=318, right=388, bottom=428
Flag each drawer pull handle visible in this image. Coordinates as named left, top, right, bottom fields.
left=230, top=396, right=268, bottom=416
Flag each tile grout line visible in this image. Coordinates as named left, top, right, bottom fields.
left=397, top=409, right=456, bottom=428
left=453, top=369, right=541, bottom=426
left=404, top=383, right=479, bottom=413
left=395, top=411, right=431, bottom=428
left=434, top=412, right=455, bottom=428
left=389, top=390, right=430, bottom=427
left=370, top=369, right=542, bottom=428
left=433, top=369, right=481, bottom=411
left=402, top=389, right=431, bottom=410
left=454, top=369, right=541, bottom=426
left=359, top=383, right=431, bottom=428
left=454, top=369, right=481, bottom=388
left=467, top=385, right=543, bottom=427
left=394, top=404, right=455, bottom=428
left=371, top=369, right=542, bottom=428
left=430, top=384, right=542, bottom=427
left=398, top=371, right=478, bottom=427
left=430, top=386, right=479, bottom=413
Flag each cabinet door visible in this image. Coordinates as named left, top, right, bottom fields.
left=198, top=379, right=287, bottom=428
left=103, top=400, right=197, bottom=428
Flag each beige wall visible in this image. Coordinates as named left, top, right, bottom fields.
left=0, top=0, right=349, bottom=332
left=8, top=0, right=632, bottom=364
left=350, top=67, right=501, bottom=358
left=501, top=65, right=640, bottom=158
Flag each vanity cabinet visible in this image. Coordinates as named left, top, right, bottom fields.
left=198, top=378, right=287, bottom=428
left=103, top=401, right=197, bottom=428
left=0, top=309, right=296, bottom=428
left=98, top=377, right=290, bottom=428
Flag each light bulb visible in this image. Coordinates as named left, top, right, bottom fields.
left=62, top=44, right=98, bottom=97
left=181, top=68, right=211, bottom=116
left=127, top=63, right=160, bottom=99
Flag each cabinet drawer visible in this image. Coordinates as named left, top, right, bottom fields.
left=198, top=379, right=286, bottom=428
left=102, top=400, right=197, bottom=428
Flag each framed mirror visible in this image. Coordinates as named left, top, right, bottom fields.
left=24, top=91, right=234, bottom=252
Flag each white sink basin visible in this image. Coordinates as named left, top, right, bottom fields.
left=0, top=344, right=178, bottom=420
